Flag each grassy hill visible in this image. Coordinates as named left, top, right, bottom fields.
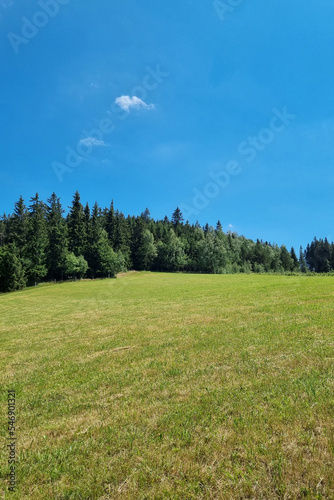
left=1, top=273, right=333, bottom=499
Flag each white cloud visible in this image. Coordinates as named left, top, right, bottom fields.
left=228, top=224, right=234, bottom=229
left=79, top=137, right=106, bottom=147
left=115, top=95, right=155, bottom=112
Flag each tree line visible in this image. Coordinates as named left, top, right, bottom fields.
left=0, top=191, right=332, bottom=293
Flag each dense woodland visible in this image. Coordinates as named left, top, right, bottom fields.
left=0, top=191, right=333, bottom=293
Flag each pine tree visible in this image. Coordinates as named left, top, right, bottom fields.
left=299, top=246, right=307, bottom=273
left=7, top=196, right=28, bottom=254
left=216, top=220, right=223, bottom=233
left=0, top=244, right=26, bottom=292
left=25, top=194, right=48, bottom=285
left=114, top=210, right=131, bottom=267
left=86, top=202, right=103, bottom=277
left=67, top=191, right=86, bottom=256
left=290, top=247, right=299, bottom=271
left=105, top=200, right=116, bottom=248
left=131, top=217, right=146, bottom=270
left=46, top=193, right=68, bottom=280
left=0, top=215, right=7, bottom=247
left=280, top=245, right=294, bottom=272
left=171, top=207, right=184, bottom=227
left=140, top=208, right=151, bottom=223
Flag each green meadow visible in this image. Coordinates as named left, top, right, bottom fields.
left=0, top=272, right=333, bottom=499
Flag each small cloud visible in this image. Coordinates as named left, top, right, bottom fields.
left=115, top=95, right=155, bottom=112
left=228, top=224, right=234, bottom=229
left=79, top=137, right=106, bottom=147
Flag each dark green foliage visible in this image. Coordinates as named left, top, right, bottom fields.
left=0, top=215, right=7, bottom=246
left=171, top=207, right=184, bottom=234
left=140, top=208, right=151, bottom=223
left=0, top=244, right=26, bottom=292
left=131, top=218, right=157, bottom=270
left=67, top=191, right=86, bottom=256
left=299, top=246, right=307, bottom=273
left=113, top=210, right=132, bottom=267
left=290, top=247, right=299, bottom=271
left=25, top=194, right=48, bottom=285
left=6, top=196, right=28, bottom=253
left=0, top=190, right=333, bottom=293
left=280, top=245, right=294, bottom=272
left=305, top=237, right=333, bottom=273
left=105, top=200, right=116, bottom=247
left=46, top=193, right=68, bottom=280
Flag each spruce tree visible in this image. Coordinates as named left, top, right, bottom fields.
left=140, top=208, right=151, bottom=223
left=114, top=210, right=131, bottom=267
left=25, top=194, right=48, bottom=285
left=290, top=247, right=299, bottom=271
left=0, top=244, right=26, bottom=292
left=46, top=193, right=68, bottom=280
left=105, top=200, right=116, bottom=248
left=215, top=220, right=223, bottom=233
left=67, top=191, right=86, bottom=256
left=7, top=196, right=28, bottom=255
left=280, top=245, right=294, bottom=272
left=0, top=215, right=7, bottom=247
left=86, top=202, right=103, bottom=278
left=299, top=246, right=307, bottom=273
left=171, top=207, right=184, bottom=227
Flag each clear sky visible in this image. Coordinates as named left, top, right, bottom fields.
left=1, top=0, right=333, bottom=250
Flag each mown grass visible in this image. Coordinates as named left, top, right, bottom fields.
left=0, top=272, right=333, bottom=499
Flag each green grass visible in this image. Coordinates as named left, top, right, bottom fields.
left=0, top=272, right=334, bottom=499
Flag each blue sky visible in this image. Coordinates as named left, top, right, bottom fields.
left=1, top=0, right=334, bottom=250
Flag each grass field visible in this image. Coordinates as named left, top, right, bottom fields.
left=0, top=272, right=334, bottom=499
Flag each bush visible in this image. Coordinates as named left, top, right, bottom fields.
left=65, top=253, right=88, bottom=279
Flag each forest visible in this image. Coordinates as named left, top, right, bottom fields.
left=0, top=191, right=333, bottom=293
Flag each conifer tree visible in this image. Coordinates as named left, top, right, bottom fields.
left=0, top=215, right=7, bottom=247
left=25, top=194, right=48, bottom=285
left=280, top=245, right=294, bottom=271
left=86, top=202, right=103, bottom=277
left=68, top=191, right=86, bottom=256
left=140, top=208, right=151, bottom=223
left=7, top=196, right=28, bottom=254
left=46, top=193, right=68, bottom=280
left=299, top=246, right=307, bottom=273
left=105, top=200, right=116, bottom=248
left=0, top=244, right=26, bottom=292
left=215, top=220, right=223, bottom=233
left=171, top=207, right=184, bottom=227
left=290, top=247, right=299, bottom=271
